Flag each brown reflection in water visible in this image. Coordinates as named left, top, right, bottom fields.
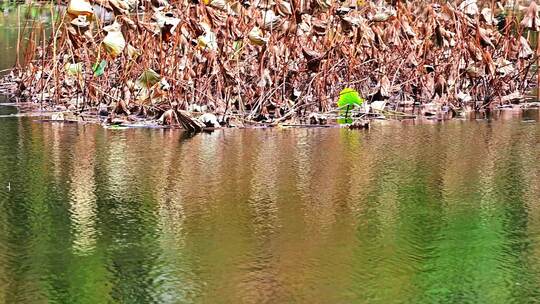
left=68, top=126, right=98, bottom=255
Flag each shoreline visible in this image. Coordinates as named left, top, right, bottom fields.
left=0, top=100, right=538, bottom=131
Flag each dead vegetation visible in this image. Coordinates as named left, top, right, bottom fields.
left=1, top=0, right=540, bottom=128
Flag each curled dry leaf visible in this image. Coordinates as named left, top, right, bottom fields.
left=254, top=0, right=275, bottom=9
left=478, top=27, right=494, bottom=48
left=65, top=62, right=83, bottom=76
left=276, top=0, right=292, bottom=16
left=118, top=15, right=136, bottom=30
left=456, top=91, right=472, bottom=103
left=261, top=10, right=281, bottom=30
left=459, top=0, right=478, bottom=16
left=519, top=36, right=533, bottom=59
left=495, top=57, right=514, bottom=76
left=302, top=46, right=325, bottom=72
left=67, top=0, right=94, bottom=17
left=521, top=1, right=540, bottom=30
left=315, top=0, right=331, bottom=11
left=248, top=26, right=268, bottom=46
left=71, top=15, right=90, bottom=29
left=102, top=21, right=126, bottom=57
left=371, top=7, right=396, bottom=22
left=108, top=0, right=131, bottom=15
left=207, top=0, right=229, bottom=12
left=401, top=19, right=416, bottom=38
left=197, top=23, right=218, bottom=51
left=312, top=19, right=327, bottom=36
left=126, top=44, right=140, bottom=60
left=154, top=11, right=181, bottom=41
left=480, top=8, right=495, bottom=25
left=467, top=40, right=483, bottom=61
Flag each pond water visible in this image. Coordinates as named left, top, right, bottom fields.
left=0, top=3, right=52, bottom=73
left=0, top=109, right=539, bottom=303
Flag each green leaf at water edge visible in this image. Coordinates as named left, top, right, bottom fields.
left=338, top=88, right=364, bottom=108
left=92, top=60, right=107, bottom=77
left=337, top=117, right=353, bottom=124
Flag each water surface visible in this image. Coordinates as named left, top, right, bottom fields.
left=0, top=3, right=51, bottom=73
left=0, top=113, right=539, bottom=303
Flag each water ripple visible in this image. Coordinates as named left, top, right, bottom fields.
left=0, top=116, right=539, bottom=302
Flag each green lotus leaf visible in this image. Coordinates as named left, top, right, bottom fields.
left=92, top=60, right=107, bottom=77
left=338, top=88, right=364, bottom=108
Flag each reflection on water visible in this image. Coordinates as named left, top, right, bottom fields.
left=0, top=116, right=539, bottom=303
left=0, top=3, right=52, bottom=72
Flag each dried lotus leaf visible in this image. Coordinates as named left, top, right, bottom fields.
left=154, top=12, right=180, bottom=31
left=108, top=0, right=130, bottom=14
left=261, top=10, right=281, bottom=30
left=102, top=22, right=126, bottom=57
left=65, top=62, right=84, bottom=76
left=459, top=0, right=479, bottom=15
left=136, top=69, right=161, bottom=89
left=255, top=0, right=275, bottom=9
left=70, top=15, right=90, bottom=29
left=276, top=1, right=292, bottom=16
left=208, top=0, right=227, bottom=10
left=315, top=0, right=331, bottom=11
left=248, top=27, right=268, bottom=46
left=229, top=1, right=243, bottom=15
left=371, top=12, right=390, bottom=22
left=127, top=44, right=140, bottom=60
left=312, top=20, right=327, bottom=35
left=519, top=36, right=533, bottom=59
left=67, top=0, right=94, bottom=17
left=197, top=23, right=218, bottom=50
left=521, top=1, right=540, bottom=30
